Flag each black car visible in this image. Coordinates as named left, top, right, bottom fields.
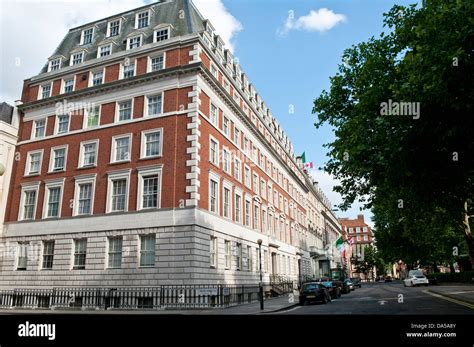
left=350, top=277, right=362, bottom=288
left=321, top=280, right=341, bottom=299
left=342, top=279, right=354, bottom=293
left=299, top=282, right=331, bottom=305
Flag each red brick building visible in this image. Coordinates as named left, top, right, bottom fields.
left=0, top=0, right=326, bottom=289
left=339, top=214, right=374, bottom=278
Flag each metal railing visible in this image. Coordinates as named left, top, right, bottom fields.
left=0, top=283, right=294, bottom=311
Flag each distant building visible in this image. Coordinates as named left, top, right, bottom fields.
left=339, top=214, right=374, bottom=280
left=0, top=102, right=19, bottom=234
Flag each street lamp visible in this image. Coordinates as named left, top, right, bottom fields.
left=257, top=239, right=264, bottom=310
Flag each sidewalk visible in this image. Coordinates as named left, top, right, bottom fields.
left=427, top=284, right=474, bottom=306
left=0, top=294, right=299, bottom=315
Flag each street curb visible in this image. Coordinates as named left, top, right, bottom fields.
left=427, top=289, right=474, bottom=306
left=260, top=303, right=299, bottom=314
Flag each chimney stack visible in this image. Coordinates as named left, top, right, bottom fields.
left=357, top=214, right=364, bottom=222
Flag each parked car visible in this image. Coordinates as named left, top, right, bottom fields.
left=321, top=280, right=342, bottom=299
left=299, top=282, right=331, bottom=305
left=404, top=270, right=429, bottom=287
left=350, top=277, right=362, bottom=288
left=342, top=279, right=354, bottom=293
left=385, top=275, right=393, bottom=282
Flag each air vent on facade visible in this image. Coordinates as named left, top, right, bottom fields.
left=81, top=74, right=88, bottom=81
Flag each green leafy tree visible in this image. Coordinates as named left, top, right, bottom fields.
left=313, top=1, right=474, bottom=267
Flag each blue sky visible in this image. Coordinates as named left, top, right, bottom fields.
left=220, top=0, right=417, bottom=224
left=0, top=0, right=418, bottom=225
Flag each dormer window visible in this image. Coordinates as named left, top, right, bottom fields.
left=71, top=52, right=84, bottom=66
left=107, top=19, right=121, bottom=37
left=136, top=10, right=150, bottom=29
left=48, top=58, right=61, bottom=72
left=127, top=35, right=141, bottom=50
left=98, top=44, right=112, bottom=58
left=81, top=28, right=94, bottom=45
left=154, top=28, right=169, bottom=42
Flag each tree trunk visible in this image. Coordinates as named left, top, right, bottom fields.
left=461, top=200, right=474, bottom=269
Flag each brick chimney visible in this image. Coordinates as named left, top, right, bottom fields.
left=357, top=214, right=364, bottom=222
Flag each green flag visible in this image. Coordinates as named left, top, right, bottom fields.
left=335, top=236, right=344, bottom=251
left=301, top=152, right=306, bottom=163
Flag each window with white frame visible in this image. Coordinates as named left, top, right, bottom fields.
left=234, top=158, right=241, bottom=181
left=284, top=199, right=289, bottom=215
left=122, top=63, right=135, bottom=78
left=91, top=70, right=104, bottom=86
left=63, top=78, right=74, bottom=93
left=150, top=55, right=164, bottom=72
left=356, top=227, right=361, bottom=233
left=81, top=28, right=94, bottom=45
left=77, top=183, right=93, bottom=215
left=128, top=35, right=141, bottom=49
left=363, top=235, right=368, bottom=241
left=244, top=198, right=251, bottom=227
left=235, top=243, right=242, bottom=270
left=253, top=173, right=259, bottom=195
left=268, top=185, right=272, bottom=204
left=224, top=240, right=231, bottom=269
left=111, top=135, right=131, bottom=163
left=98, top=44, right=111, bottom=57
left=136, top=10, right=149, bottom=29
left=210, top=64, right=218, bottom=79
left=71, top=52, right=84, bottom=65
left=26, top=151, right=42, bottom=175
left=244, top=166, right=251, bottom=188
left=44, top=183, right=62, bottom=218
left=73, top=239, right=87, bottom=269
left=279, top=194, right=283, bottom=211
left=141, top=128, right=162, bottom=158
left=233, top=128, right=241, bottom=147
left=223, top=185, right=231, bottom=219
left=363, top=226, right=368, bottom=232
left=49, top=58, right=61, bottom=72
left=33, top=119, right=46, bottom=139
left=108, top=237, right=123, bottom=268
left=107, top=171, right=130, bottom=213
left=17, top=242, right=28, bottom=270
left=146, top=94, right=162, bottom=116
left=222, top=148, right=230, bottom=174
left=210, top=236, right=217, bottom=268
left=262, top=209, right=267, bottom=233
left=244, top=137, right=249, bottom=154
left=254, top=204, right=260, bottom=231
left=261, top=180, right=266, bottom=200
left=154, top=28, right=169, bottom=42
left=222, top=116, right=230, bottom=137
left=209, top=137, right=219, bottom=166
left=137, top=167, right=162, bottom=210
left=235, top=192, right=242, bottom=223
left=84, top=106, right=100, bottom=128
left=42, top=241, right=54, bottom=269
left=209, top=176, right=219, bottom=214
left=79, top=140, right=98, bottom=167
left=49, top=146, right=67, bottom=172
left=210, top=103, right=218, bottom=125
left=56, top=114, right=70, bottom=134
left=108, top=19, right=121, bottom=37
left=140, top=234, right=155, bottom=267
left=247, top=245, right=253, bottom=271
left=117, top=100, right=132, bottom=121
left=273, top=189, right=278, bottom=207
left=20, top=185, right=38, bottom=220
left=40, top=84, right=51, bottom=99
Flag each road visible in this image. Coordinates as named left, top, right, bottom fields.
left=280, top=281, right=474, bottom=315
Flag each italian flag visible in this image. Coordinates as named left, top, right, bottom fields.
left=335, top=236, right=344, bottom=252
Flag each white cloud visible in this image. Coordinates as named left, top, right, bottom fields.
left=192, top=0, right=242, bottom=51
left=277, top=8, right=346, bottom=36
left=0, top=0, right=242, bottom=105
left=310, top=169, right=374, bottom=228
left=0, top=0, right=147, bottom=104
